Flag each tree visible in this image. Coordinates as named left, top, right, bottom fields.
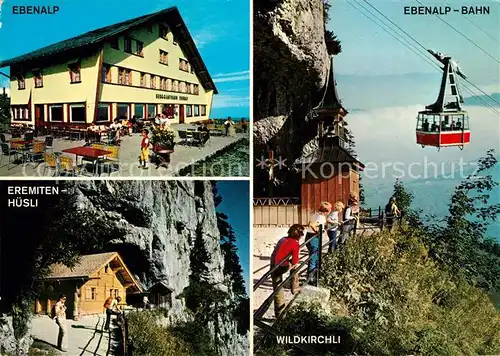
left=424, top=150, right=500, bottom=291
left=325, top=30, right=342, bottom=55
left=392, top=179, right=414, bottom=213
left=0, top=90, right=10, bottom=130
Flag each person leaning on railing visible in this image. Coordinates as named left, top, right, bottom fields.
left=270, top=224, right=305, bottom=318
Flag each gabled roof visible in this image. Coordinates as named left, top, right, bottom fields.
left=43, top=252, right=142, bottom=293
left=315, top=56, right=347, bottom=114
left=0, top=7, right=217, bottom=94
left=295, top=137, right=365, bottom=169
left=148, top=281, right=173, bottom=293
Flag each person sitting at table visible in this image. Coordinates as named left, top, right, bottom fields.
left=86, top=121, right=100, bottom=143
left=154, top=114, right=161, bottom=127
left=160, top=113, right=168, bottom=128
left=109, top=119, right=122, bottom=143
left=121, top=117, right=132, bottom=137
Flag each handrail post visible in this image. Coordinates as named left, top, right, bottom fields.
left=317, top=224, right=323, bottom=287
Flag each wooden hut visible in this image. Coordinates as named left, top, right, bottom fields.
left=148, top=281, right=173, bottom=309
left=35, top=252, right=142, bottom=319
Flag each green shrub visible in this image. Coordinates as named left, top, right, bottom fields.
left=258, top=230, right=500, bottom=355
left=127, top=311, right=190, bottom=356
left=171, top=320, right=218, bottom=356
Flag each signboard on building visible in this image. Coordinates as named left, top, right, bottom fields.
left=156, top=94, right=189, bottom=101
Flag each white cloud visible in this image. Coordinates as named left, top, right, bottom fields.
left=213, top=70, right=250, bottom=78
left=212, top=94, right=249, bottom=108
left=213, top=75, right=250, bottom=83
left=193, top=30, right=219, bottom=49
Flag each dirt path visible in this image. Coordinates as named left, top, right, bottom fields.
left=31, top=314, right=121, bottom=355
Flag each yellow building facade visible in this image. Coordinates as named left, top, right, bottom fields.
left=2, top=7, right=217, bottom=129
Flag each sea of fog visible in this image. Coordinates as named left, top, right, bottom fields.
left=348, top=105, right=500, bottom=240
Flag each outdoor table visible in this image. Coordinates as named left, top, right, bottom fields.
left=9, top=140, right=33, bottom=163
left=62, top=146, right=112, bottom=176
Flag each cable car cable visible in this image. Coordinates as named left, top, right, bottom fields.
left=451, top=4, right=500, bottom=45
left=356, top=0, right=500, bottom=110
left=361, top=0, right=429, bottom=53
left=347, top=0, right=441, bottom=72
left=415, top=0, right=500, bottom=65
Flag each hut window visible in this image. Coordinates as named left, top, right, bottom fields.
left=17, top=74, right=26, bottom=90
left=91, top=288, right=96, bottom=300
left=135, top=40, right=144, bottom=57
left=110, top=37, right=119, bottom=50
left=68, top=63, right=81, bottom=83
left=33, top=69, right=43, bottom=88
left=101, top=65, right=111, bottom=83
left=159, top=50, right=169, bottom=65
left=124, top=37, right=132, bottom=53
left=160, top=25, right=169, bottom=40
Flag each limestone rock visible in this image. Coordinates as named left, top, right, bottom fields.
left=0, top=316, right=33, bottom=356
left=295, top=285, right=331, bottom=314
left=254, top=0, right=330, bottom=195
left=66, top=180, right=248, bottom=355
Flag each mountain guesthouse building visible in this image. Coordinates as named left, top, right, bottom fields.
left=0, top=7, right=218, bottom=131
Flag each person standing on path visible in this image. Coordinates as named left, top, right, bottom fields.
left=385, top=197, right=401, bottom=231
left=224, top=117, right=233, bottom=136
left=270, top=224, right=304, bottom=318
left=53, top=294, right=68, bottom=352
left=340, top=196, right=357, bottom=245
left=305, top=202, right=332, bottom=285
left=326, top=201, right=344, bottom=253
left=138, top=129, right=150, bottom=170
left=104, top=296, right=122, bottom=330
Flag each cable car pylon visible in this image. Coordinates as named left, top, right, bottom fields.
left=416, top=49, right=471, bottom=150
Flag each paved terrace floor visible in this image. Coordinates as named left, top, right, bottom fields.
left=30, top=314, right=120, bottom=355
left=0, top=124, right=249, bottom=177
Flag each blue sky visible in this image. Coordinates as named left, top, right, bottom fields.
left=328, top=0, right=499, bottom=109
left=216, top=181, right=250, bottom=294
left=0, top=0, right=249, bottom=117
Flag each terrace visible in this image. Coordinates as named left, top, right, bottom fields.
left=0, top=120, right=249, bottom=177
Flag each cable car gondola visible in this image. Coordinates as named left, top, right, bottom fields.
left=416, top=50, right=471, bottom=150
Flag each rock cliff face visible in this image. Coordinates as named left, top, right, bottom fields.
left=68, top=180, right=248, bottom=356
left=254, top=0, right=329, bottom=196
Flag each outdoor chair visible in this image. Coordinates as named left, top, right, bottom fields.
left=192, top=131, right=209, bottom=147
left=24, top=131, right=34, bottom=142
left=0, top=143, right=20, bottom=169
left=58, top=156, right=80, bottom=176
left=106, top=130, right=118, bottom=146
left=44, top=136, right=54, bottom=152
left=42, top=152, right=58, bottom=176
left=178, top=130, right=191, bottom=145
left=26, top=141, right=46, bottom=166
left=10, top=141, right=29, bottom=163
left=98, top=145, right=120, bottom=176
